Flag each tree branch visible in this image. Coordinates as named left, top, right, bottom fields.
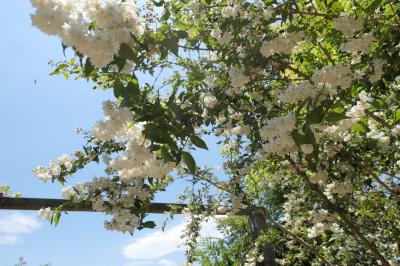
left=285, top=155, right=390, bottom=266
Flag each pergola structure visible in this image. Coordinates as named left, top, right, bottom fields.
left=0, top=197, right=276, bottom=266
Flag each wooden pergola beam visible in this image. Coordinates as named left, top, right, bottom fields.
left=0, top=197, right=252, bottom=215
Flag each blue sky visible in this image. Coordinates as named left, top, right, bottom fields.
left=0, top=2, right=224, bottom=266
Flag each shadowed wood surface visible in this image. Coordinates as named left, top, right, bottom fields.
left=0, top=197, right=252, bottom=215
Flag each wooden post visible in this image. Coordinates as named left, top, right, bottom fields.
left=249, top=211, right=276, bottom=266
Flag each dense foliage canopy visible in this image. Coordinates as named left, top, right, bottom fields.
left=28, top=0, right=400, bottom=265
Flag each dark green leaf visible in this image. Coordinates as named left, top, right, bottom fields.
left=143, top=123, right=174, bottom=144
left=291, top=130, right=313, bottom=145
left=182, top=151, right=196, bottom=173
left=160, top=147, right=174, bottom=161
left=162, top=37, right=179, bottom=56
left=189, top=135, right=208, bottom=150
left=119, top=43, right=137, bottom=62
left=84, top=58, right=94, bottom=77
left=142, top=221, right=156, bottom=229
left=325, top=111, right=348, bottom=123
left=366, top=0, right=383, bottom=14
left=308, top=105, right=324, bottom=124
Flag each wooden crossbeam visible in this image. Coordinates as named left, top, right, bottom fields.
left=0, top=197, right=252, bottom=215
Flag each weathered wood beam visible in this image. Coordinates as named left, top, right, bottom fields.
left=0, top=197, right=252, bottom=215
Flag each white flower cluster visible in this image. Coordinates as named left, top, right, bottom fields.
left=282, top=192, right=305, bottom=226
left=221, top=4, right=241, bottom=18
left=340, top=32, right=374, bottom=54
left=84, top=177, right=144, bottom=233
left=210, top=27, right=233, bottom=46
left=260, top=32, right=303, bottom=58
left=370, top=59, right=386, bottom=83
left=333, top=15, right=363, bottom=37
left=277, top=82, right=317, bottom=104
left=203, top=76, right=217, bottom=89
left=312, top=64, right=353, bottom=92
left=261, top=114, right=297, bottom=155
left=228, top=66, right=249, bottom=93
left=324, top=91, right=371, bottom=138
left=60, top=186, right=76, bottom=200
left=345, top=100, right=370, bottom=118
left=307, top=209, right=342, bottom=238
left=309, top=166, right=329, bottom=184
left=366, top=120, right=390, bottom=151
left=30, top=0, right=144, bottom=67
left=203, top=95, right=218, bottom=109
left=92, top=101, right=175, bottom=182
left=325, top=181, right=353, bottom=198
left=262, top=132, right=297, bottom=156
left=33, top=154, right=74, bottom=182
left=229, top=125, right=251, bottom=136
left=260, top=114, right=296, bottom=140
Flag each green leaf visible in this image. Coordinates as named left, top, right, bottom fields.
left=189, top=135, right=208, bottom=150
left=394, top=109, right=400, bottom=123
left=162, top=36, right=179, bottom=56
left=119, top=43, right=137, bottom=62
left=52, top=210, right=61, bottom=226
left=291, top=130, right=314, bottom=145
left=352, top=123, right=367, bottom=133
left=142, top=221, right=156, bottom=229
left=182, top=151, right=196, bottom=173
left=84, top=58, right=94, bottom=77
left=113, top=78, right=139, bottom=102
left=325, top=111, right=348, bottom=123
left=160, top=147, right=174, bottom=161
left=366, top=0, right=383, bottom=14
left=308, top=105, right=324, bottom=124
left=143, top=123, right=174, bottom=144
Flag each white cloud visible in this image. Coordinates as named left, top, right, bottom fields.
left=0, top=234, right=21, bottom=245
left=158, top=258, right=177, bottom=266
left=0, top=211, right=42, bottom=245
left=123, top=220, right=186, bottom=260
left=123, top=216, right=224, bottom=262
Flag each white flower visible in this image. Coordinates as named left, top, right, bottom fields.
left=231, top=125, right=251, bottom=136
left=58, top=154, right=74, bottom=171
left=203, top=76, right=217, bottom=89
left=333, top=15, right=363, bottom=37
left=310, top=168, right=329, bottom=184
left=218, top=32, right=233, bottom=45
left=260, top=32, right=303, bottom=58
left=30, top=0, right=145, bottom=67
left=203, top=95, right=218, bottom=109
left=260, top=113, right=296, bottom=140
left=49, top=161, right=61, bottom=176
left=38, top=207, right=52, bottom=221
left=61, top=186, right=76, bottom=200
left=277, top=82, right=317, bottom=103
left=312, top=64, right=353, bottom=92
left=228, top=67, right=249, bottom=89
left=221, top=5, right=239, bottom=18
left=33, top=166, right=51, bottom=182
left=340, top=32, right=374, bottom=54
left=369, top=59, right=385, bottom=83
left=346, top=101, right=370, bottom=118
left=392, top=125, right=400, bottom=136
